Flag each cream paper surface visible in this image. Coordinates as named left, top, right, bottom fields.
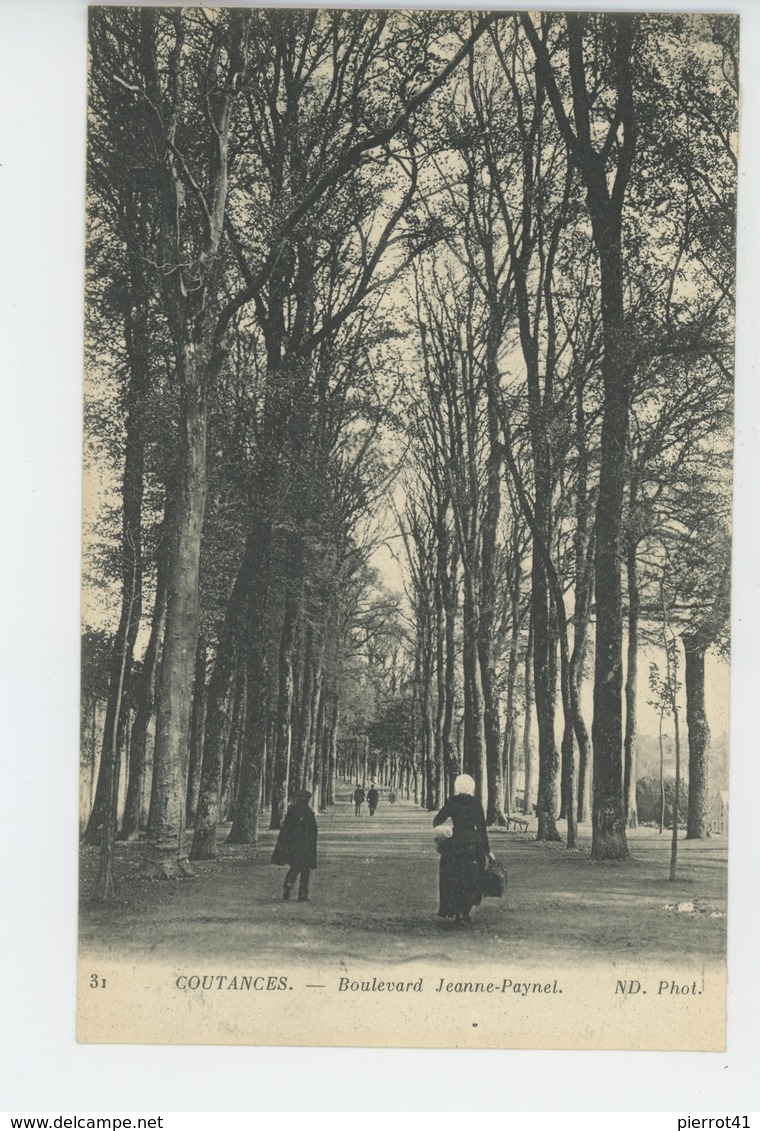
left=77, top=959, right=725, bottom=1050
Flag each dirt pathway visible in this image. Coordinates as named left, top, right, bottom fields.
left=80, top=788, right=727, bottom=968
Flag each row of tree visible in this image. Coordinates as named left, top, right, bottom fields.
left=82, top=10, right=735, bottom=898
left=395, top=13, right=733, bottom=851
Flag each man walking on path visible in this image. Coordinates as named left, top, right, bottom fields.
left=367, top=784, right=379, bottom=816
left=271, top=789, right=318, bottom=902
left=353, top=784, right=365, bottom=816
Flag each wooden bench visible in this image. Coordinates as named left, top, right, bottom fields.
left=504, top=815, right=529, bottom=832
left=489, top=816, right=530, bottom=833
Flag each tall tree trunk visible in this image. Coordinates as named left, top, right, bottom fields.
left=421, top=633, right=435, bottom=811
left=522, top=11, right=636, bottom=860
left=226, top=552, right=272, bottom=845
left=81, top=696, right=98, bottom=829
left=624, top=542, right=640, bottom=827
left=433, top=539, right=447, bottom=812
left=307, top=629, right=326, bottom=799
left=92, top=552, right=139, bottom=900
left=270, top=544, right=303, bottom=829
left=317, top=696, right=330, bottom=811
left=185, top=636, right=207, bottom=826
left=221, top=659, right=247, bottom=820
left=190, top=523, right=268, bottom=859
left=83, top=532, right=142, bottom=845
left=532, top=560, right=561, bottom=841
left=312, top=681, right=325, bottom=810
left=523, top=615, right=535, bottom=817
left=591, top=379, right=630, bottom=860
left=89, top=698, right=100, bottom=812
left=576, top=24, right=635, bottom=862
left=558, top=699, right=577, bottom=846
left=121, top=521, right=169, bottom=841
left=682, top=566, right=729, bottom=839
left=327, top=694, right=338, bottom=805
left=442, top=544, right=458, bottom=797
left=410, top=658, right=419, bottom=801
left=550, top=586, right=577, bottom=848
left=140, top=6, right=248, bottom=876
left=572, top=395, right=594, bottom=826
left=669, top=654, right=682, bottom=882
left=226, top=659, right=265, bottom=845
left=493, top=225, right=560, bottom=839
left=120, top=709, right=132, bottom=822
left=683, top=640, right=709, bottom=839
left=481, top=405, right=506, bottom=825
left=293, top=625, right=314, bottom=795
left=498, top=422, right=580, bottom=845
left=263, top=713, right=276, bottom=812
left=146, top=352, right=206, bottom=877
left=189, top=638, right=236, bottom=857
left=481, top=648, right=505, bottom=826
left=502, top=541, right=524, bottom=817
left=571, top=661, right=592, bottom=824
left=462, top=572, right=488, bottom=814
left=82, top=256, right=148, bottom=846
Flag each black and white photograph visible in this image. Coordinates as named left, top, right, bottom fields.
left=76, top=6, right=736, bottom=1051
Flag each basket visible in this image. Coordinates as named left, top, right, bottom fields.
left=482, top=857, right=507, bottom=898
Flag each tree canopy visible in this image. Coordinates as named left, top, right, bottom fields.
left=82, top=8, right=736, bottom=896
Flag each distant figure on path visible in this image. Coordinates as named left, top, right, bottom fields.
left=353, top=784, right=365, bottom=816
left=433, top=774, right=491, bottom=924
left=367, top=785, right=379, bottom=816
left=271, top=789, right=318, bottom=902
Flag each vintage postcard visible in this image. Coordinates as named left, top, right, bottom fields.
left=79, top=7, right=735, bottom=1050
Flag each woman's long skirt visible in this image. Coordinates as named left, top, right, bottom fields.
left=438, top=841, right=484, bottom=919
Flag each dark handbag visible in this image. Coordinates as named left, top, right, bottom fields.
left=482, top=857, right=507, bottom=898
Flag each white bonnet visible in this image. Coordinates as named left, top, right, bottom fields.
left=453, top=773, right=476, bottom=797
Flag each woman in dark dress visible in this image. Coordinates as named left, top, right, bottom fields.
left=433, top=774, right=491, bottom=923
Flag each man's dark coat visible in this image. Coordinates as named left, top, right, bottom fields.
left=271, top=800, right=318, bottom=869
